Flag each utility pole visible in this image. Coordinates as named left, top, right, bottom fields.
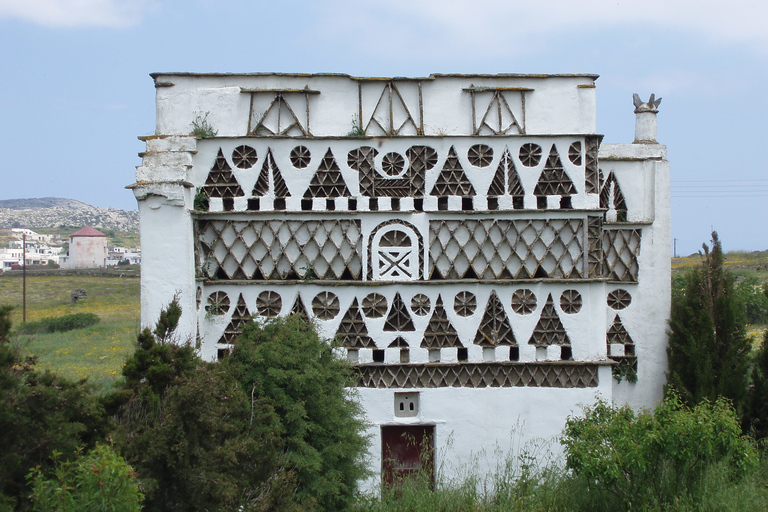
left=673, top=238, right=677, bottom=258
left=22, top=233, right=26, bottom=323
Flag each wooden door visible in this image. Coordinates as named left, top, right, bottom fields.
left=381, top=425, right=434, bottom=488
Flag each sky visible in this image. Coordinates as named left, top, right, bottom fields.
left=0, top=0, right=766, bottom=255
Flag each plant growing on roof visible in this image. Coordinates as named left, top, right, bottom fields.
left=191, top=111, right=217, bottom=138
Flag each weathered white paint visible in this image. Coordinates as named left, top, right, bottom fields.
left=132, top=73, right=670, bottom=488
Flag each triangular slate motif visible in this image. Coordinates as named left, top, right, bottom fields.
left=533, top=145, right=576, bottom=197
left=289, top=294, right=310, bottom=318
left=383, top=293, right=415, bottom=331
left=607, top=314, right=633, bottom=345
left=430, top=146, right=476, bottom=196
left=474, top=291, right=517, bottom=347
left=252, top=151, right=270, bottom=196
left=528, top=293, right=570, bottom=346
left=421, top=295, right=463, bottom=348
left=336, top=298, right=375, bottom=348
left=388, top=336, right=409, bottom=348
left=203, top=149, right=244, bottom=198
left=600, top=172, right=627, bottom=214
left=218, top=294, right=251, bottom=344
left=303, top=149, right=351, bottom=198
left=487, top=151, right=507, bottom=196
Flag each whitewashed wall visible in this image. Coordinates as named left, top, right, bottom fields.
left=132, top=72, right=669, bottom=486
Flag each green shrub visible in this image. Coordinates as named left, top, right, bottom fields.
left=0, top=306, right=106, bottom=510
left=109, top=298, right=301, bottom=512
left=18, top=313, right=100, bottom=335
left=28, top=444, right=142, bottom=512
left=667, top=232, right=751, bottom=416
left=561, top=394, right=757, bottom=510
left=225, top=315, right=369, bottom=511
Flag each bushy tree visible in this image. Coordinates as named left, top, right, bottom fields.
left=28, top=444, right=143, bottom=512
left=225, top=315, right=369, bottom=511
left=562, top=394, right=757, bottom=510
left=108, top=299, right=301, bottom=512
left=745, top=286, right=768, bottom=438
left=667, top=231, right=751, bottom=415
left=0, top=306, right=106, bottom=511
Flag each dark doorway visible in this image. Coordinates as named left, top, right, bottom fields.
left=381, top=425, right=434, bottom=488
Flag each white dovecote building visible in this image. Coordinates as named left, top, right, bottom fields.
left=130, top=73, right=670, bottom=486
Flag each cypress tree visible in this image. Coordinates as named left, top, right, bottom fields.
left=666, top=232, right=751, bottom=416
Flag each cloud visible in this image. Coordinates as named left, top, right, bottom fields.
left=318, top=0, right=768, bottom=54
left=0, top=0, right=153, bottom=28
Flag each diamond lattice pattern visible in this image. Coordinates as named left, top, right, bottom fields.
left=603, top=229, right=642, bottom=282
left=429, top=219, right=584, bottom=279
left=198, top=219, right=362, bottom=280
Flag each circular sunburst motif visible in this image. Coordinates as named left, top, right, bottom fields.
left=232, top=145, right=257, bottom=169
left=362, top=293, right=387, bottom=318
left=511, top=289, right=537, bottom=315
left=256, top=291, right=282, bottom=317
left=560, top=290, right=582, bottom=314
left=568, top=141, right=582, bottom=166
left=468, top=144, right=493, bottom=167
left=290, top=145, right=311, bottom=168
left=312, top=291, right=340, bottom=320
left=454, top=291, right=477, bottom=317
left=381, top=152, right=406, bottom=176
left=607, top=289, right=632, bottom=310
left=206, top=291, right=230, bottom=315
left=411, top=294, right=431, bottom=316
left=519, top=143, right=542, bottom=167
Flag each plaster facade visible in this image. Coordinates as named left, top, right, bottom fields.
left=131, top=73, right=670, bottom=487
left=66, top=227, right=108, bottom=269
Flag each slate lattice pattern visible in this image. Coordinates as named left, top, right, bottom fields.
left=203, top=149, right=244, bottom=199
left=421, top=296, right=462, bottom=348
left=584, top=136, right=600, bottom=194
left=355, top=362, right=599, bottom=388
left=303, top=149, right=351, bottom=198
left=430, top=146, right=476, bottom=197
left=603, top=229, right=642, bottom=282
left=218, top=294, right=251, bottom=344
left=336, top=298, right=375, bottom=348
left=473, top=291, right=517, bottom=347
left=198, top=219, right=362, bottom=280
left=533, top=145, right=577, bottom=197
left=528, top=294, right=570, bottom=346
left=429, top=219, right=584, bottom=280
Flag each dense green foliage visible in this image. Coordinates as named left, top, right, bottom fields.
left=735, top=278, right=768, bottom=325
left=562, top=395, right=756, bottom=510
left=667, top=232, right=751, bottom=415
left=0, top=306, right=106, bottom=510
left=28, top=444, right=142, bottom=512
left=356, top=396, right=768, bottom=512
left=225, top=315, right=369, bottom=511
left=17, top=313, right=100, bottom=335
left=107, top=303, right=366, bottom=511
left=746, top=329, right=768, bottom=438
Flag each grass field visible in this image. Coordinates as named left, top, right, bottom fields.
left=0, top=274, right=140, bottom=392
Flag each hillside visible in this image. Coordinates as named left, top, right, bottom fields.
left=0, top=197, right=138, bottom=232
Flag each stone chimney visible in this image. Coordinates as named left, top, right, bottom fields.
left=633, top=93, right=661, bottom=143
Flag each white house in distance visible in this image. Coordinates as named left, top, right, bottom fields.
left=131, top=72, right=670, bottom=488
left=64, top=226, right=108, bottom=269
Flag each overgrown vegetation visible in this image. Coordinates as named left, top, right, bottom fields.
left=17, top=312, right=100, bottom=334
left=0, top=306, right=107, bottom=511
left=191, top=111, right=217, bottom=138
left=104, top=301, right=367, bottom=511
left=28, top=444, right=143, bottom=512
left=667, top=232, right=752, bottom=415
left=357, top=396, right=767, bottom=512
